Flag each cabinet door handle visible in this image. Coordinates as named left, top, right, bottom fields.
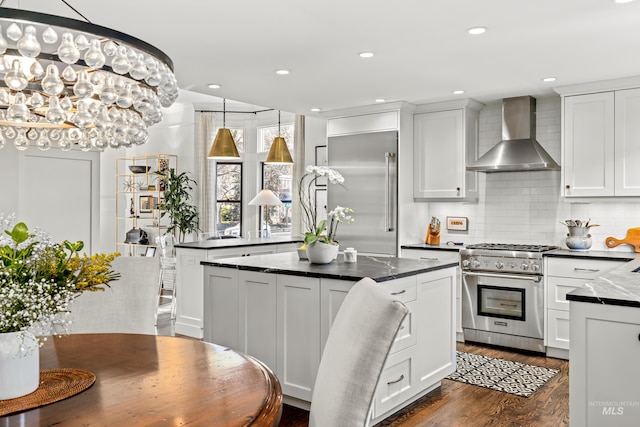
left=566, top=185, right=571, bottom=189
left=391, top=289, right=406, bottom=296
left=638, top=333, right=640, bottom=342
left=420, top=257, right=439, bottom=260
left=387, top=374, right=404, bottom=385
left=456, top=187, right=461, bottom=192
left=574, top=267, right=599, bottom=272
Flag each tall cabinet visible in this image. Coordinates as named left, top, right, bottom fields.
left=115, top=154, right=177, bottom=256
left=557, top=78, right=640, bottom=197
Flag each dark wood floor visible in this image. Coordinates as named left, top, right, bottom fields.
left=278, top=343, right=569, bottom=427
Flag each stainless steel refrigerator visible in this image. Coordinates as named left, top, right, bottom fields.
left=327, top=130, right=398, bottom=256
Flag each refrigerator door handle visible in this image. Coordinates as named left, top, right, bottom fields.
left=385, top=152, right=395, bottom=232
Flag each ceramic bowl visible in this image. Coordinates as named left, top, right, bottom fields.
left=129, top=165, right=151, bottom=174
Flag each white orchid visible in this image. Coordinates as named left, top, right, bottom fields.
left=299, top=165, right=352, bottom=245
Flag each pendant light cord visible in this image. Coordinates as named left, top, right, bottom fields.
left=60, top=0, right=93, bottom=24
left=278, top=110, right=281, bottom=137
left=223, top=98, right=226, bottom=128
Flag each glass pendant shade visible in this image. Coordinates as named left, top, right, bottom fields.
left=0, top=8, right=177, bottom=152
left=265, top=136, right=293, bottom=164
left=208, top=128, right=240, bottom=159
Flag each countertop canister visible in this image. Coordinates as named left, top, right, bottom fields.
left=344, top=247, right=357, bottom=263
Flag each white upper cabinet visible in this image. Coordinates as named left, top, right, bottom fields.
left=413, top=100, right=482, bottom=200
left=559, top=78, right=640, bottom=197
left=614, top=88, right=640, bottom=196
left=563, top=92, right=615, bottom=197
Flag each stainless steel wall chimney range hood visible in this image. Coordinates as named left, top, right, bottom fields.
left=466, top=96, right=560, bottom=172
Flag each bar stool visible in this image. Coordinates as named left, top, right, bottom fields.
left=156, top=233, right=177, bottom=321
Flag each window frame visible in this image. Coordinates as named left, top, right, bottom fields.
left=215, top=161, right=243, bottom=237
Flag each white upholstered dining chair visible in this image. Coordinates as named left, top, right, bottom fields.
left=66, top=256, right=160, bottom=335
left=308, top=277, right=409, bottom=427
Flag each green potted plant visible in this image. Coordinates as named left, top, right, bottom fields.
left=156, top=168, right=200, bottom=242
left=0, top=214, right=120, bottom=399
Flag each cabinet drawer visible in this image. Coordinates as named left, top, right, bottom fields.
left=401, top=249, right=459, bottom=263
left=547, top=258, right=626, bottom=279
left=547, top=276, right=585, bottom=311
left=383, top=276, right=417, bottom=303
left=374, top=350, right=414, bottom=417
left=390, top=301, right=417, bottom=354
left=547, top=309, right=570, bottom=350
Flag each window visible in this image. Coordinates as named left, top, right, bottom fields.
left=259, top=124, right=293, bottom=153
left=215, top=163, right=242, bottom=236
left=216, top=127, right=245, bottom=153
left=259, top=124, right=294, bottom=236
left=262, top=164, right=292, bottom=235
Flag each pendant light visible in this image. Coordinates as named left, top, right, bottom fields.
left=208, top=98, right=240, bottom=159
left=265, top=110, right=294, bottom=164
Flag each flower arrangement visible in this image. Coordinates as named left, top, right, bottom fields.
left=298, top=165, right=354, bottom=246
left=0, top=214, right=121, bottom=338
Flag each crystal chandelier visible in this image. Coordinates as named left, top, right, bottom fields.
left=0, top=8, right=178, bottom=151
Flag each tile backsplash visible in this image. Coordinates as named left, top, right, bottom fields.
left=428, top=95, right=640, bottom=252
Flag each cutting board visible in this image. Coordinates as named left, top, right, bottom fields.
left=606, top=227, right=640, bottom=252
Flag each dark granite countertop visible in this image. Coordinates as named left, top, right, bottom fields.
left=544, top=248, right=636, bottom=262
left=175, top=236, right=303, bottom=250
left=401, top=242, right=465, bottom=251
left=201, top=252, right=457, bottom=283
left=564, top=253, right=640, bottom=308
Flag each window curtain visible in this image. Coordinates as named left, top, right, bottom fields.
left=292, top=114, right=305, bottom=237
left=196, top=112, right=216, bottom=234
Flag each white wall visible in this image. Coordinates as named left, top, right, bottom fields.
left=425, top=95, right=639, bottom=252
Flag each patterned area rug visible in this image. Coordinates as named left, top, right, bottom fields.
left=446, top=351, right=559, bottom=397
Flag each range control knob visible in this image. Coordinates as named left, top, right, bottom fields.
left=495, top=261, right=504, bottom=270
left=530, top=263, right=540, bottom=272
left=521, top=263, right=529, bottom=271
left=462, top=259, right=470, bottom=267
left=471, top=260, right=481, bottom=268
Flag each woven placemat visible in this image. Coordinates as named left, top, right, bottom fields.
left=0, top=368, right=96, bottom=416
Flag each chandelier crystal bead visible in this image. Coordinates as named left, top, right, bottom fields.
left=0, top=8, right=178, bottom=151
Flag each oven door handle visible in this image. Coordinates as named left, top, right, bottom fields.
left=462, top=271, right=542, bottom=283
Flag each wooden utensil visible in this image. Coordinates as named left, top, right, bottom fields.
left=606, top=227, right=640, bottom=252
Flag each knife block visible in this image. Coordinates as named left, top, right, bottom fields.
left=425, top=224, right=440, bottom=245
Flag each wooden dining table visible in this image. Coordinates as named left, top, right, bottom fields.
left=1, top=333, right=282, bottom=426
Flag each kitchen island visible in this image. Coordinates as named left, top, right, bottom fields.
left=567, top=255, right=640, bottom=426
left=174, top=236, right=302, bottom=338
left=201, top=253, right=457, bottom=424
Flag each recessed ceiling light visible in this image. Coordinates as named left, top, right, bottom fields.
left=541, top=77, right=557, bottom=83
left=208, top=84, right=221, bottom=89
left=614, top=0, right=633, bottom=4
left=467, top=26, right=487, bottom=35
left=359, top=52, right=374, bottom=58
left=375, top=98, right=385, bottom=103
left=311, top=108, right=321, bottom=112
left=275, top=69, right=290, bottom=75
left=452, top=90, right=465, bottom=95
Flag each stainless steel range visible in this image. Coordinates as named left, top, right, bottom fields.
left=460, top=243, right=559, bottom=353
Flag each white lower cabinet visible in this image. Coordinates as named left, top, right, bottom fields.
left=174, top=242, right=297, bottom=338
left=239, top=271, right=277, bottom=370
left=401, top=248, right=463, bottom=341
left=276, top=275, right=321, bottom=401
left=374, top=348, right=414, bottom=417
left=414, top=270, right=456, bottom=389
left=544, top=257, right=627, bottom=358
left=203, top=266, right=456, bottom=422
left=570, top=301, right=640, bottom=426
